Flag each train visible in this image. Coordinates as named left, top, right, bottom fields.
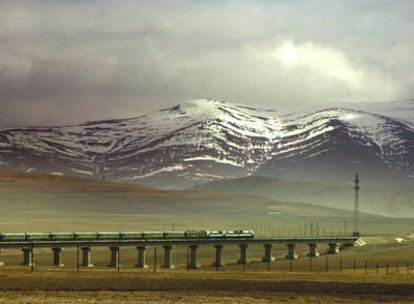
left=0, top=230, right=255, bottom=242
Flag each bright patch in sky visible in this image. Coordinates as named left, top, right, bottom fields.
left=279, top=47, right=297, bottom=65
left=274, top=41, right=364, bottom=89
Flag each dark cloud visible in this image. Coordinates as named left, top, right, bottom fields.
left=0, top=0, right=413, bottom=126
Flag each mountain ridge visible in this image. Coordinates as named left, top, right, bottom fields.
left=1, top=99, right=414, bottom=188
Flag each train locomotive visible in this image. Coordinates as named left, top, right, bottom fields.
left=0, top=230, right=255, bottom=242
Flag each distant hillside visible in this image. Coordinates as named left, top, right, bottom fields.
left=190, top=176, right=414, bottom=217
left=0, top=171, right=360, bottom=221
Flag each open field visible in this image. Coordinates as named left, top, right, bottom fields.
left=3, top=291, right=414, bottom=304
left=0, top=271, right=413, bottom=303
left=1, top=171, right=414, bottom=302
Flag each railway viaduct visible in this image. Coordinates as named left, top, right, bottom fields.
left=0, top=236, right=358, bottom=269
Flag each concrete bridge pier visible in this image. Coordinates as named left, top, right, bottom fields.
left=285, top=243, right=298, bottom=260
left=237, top=244, right=249, bottom=264
left=188, top=245, right=201, bottom=269
left=108, top=246, right=120, bottom=268
left=307, top=243, right=320, bottom=257
left=327, top=242, right=339, bottom=254
left=136, top=246, right=148, bottom=268
left=52, top=247, right=64, bottom=267
left=262, top=243, right=275, bottom=262
left=162, top=245, right=175, bottom=269
left=21, top=247, right=34, bottom=266
left=81, top=247, right=94, bottom=267
left=213, top=244, right=225, bottom=267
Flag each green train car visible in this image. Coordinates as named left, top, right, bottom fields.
left=74, top=232, right=97, bottom=240
left=26, top=233, right=50, bottom=241
left=164, top=231, right=185, bottom=238
left=142, top=231, right=164, bottom=238
left=1, top=233, right=26, bottom=241
left=120, top=232, right=143, bottom=239
left=97, top=232, right=121, bottom=240
left=185, top=230, right=207, bottom=238
left=50, top=232, right=74, bottom=240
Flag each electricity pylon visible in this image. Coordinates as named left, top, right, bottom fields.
left=352, top=173, right=360, bottom=237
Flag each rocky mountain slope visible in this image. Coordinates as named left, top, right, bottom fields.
left=1, top=99, right=414, bottom=188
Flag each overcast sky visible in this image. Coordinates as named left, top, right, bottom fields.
left=0, top=1, right=413, bottom=127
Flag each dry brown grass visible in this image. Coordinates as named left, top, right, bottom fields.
left=2, top=291, right=414, bottom=304
left=0, top=270, right=413, bottom=303
left=1, top=291, right=413, bottom=304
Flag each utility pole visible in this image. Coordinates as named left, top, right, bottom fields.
left=352, top=173, right=360, bottom=237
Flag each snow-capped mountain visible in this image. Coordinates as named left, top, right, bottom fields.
left=1, top=99, right=414, bottom=188
left=258, top=107, right=414, bottom=185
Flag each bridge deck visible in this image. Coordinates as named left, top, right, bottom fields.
left=0, top=237, right=358, bottom=249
